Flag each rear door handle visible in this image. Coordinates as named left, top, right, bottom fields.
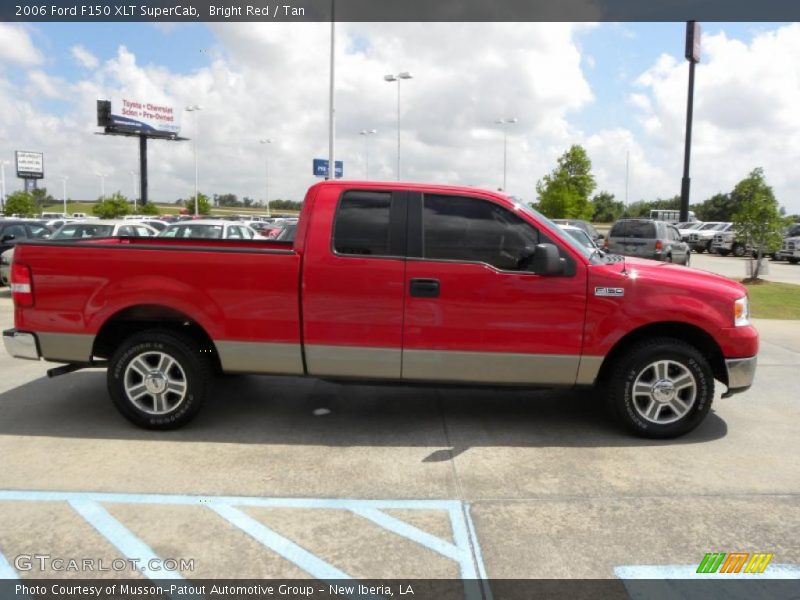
left=410, top=278, right=440, bottom=298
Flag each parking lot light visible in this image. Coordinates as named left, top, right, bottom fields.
left=60, top=176, right=68, bottom=217
left=359, top=129, right=377, bottom=179
left=495, top=117, right=518, bottom=192
left=384, top=72, right=413, bottom=180
left=259, top=138, right=273, bottom=217
left=185, top=104, right=203, bottom=216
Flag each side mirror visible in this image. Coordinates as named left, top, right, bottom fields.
left=521, top=243, right=562, bottom=275
left=1, top=234, right=15, bottom=243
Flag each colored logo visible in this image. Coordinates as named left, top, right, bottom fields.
left=697, top=552, right=774, bottom=574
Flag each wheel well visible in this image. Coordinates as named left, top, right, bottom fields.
left=92, top=305, right=221, bottom=371
left=595, top=322, right=728, bottom=387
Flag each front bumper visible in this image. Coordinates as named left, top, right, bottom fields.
left=724, top=355, right=757, bottom=395
left=3, top=329, right=40, bottom=361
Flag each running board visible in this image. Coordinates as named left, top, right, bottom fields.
left=47, top=361, right=109, bottom=378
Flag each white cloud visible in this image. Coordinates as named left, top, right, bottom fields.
left=71, top=45, right=99, bottom=69
left=1, top=22, right=799, bottom=216
left=0, top=24, right=43, bottom=67
left=631, top=23, right=800, bottom=213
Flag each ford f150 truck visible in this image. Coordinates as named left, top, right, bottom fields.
left=3, top=181, right=758, bottom=438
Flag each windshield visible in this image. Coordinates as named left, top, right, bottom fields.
left=52, top=224, right=114, bottom=239
left=160, top=224, right=224, bottom=239
left=699, top=222, right=720, bottom=230
left=513, top=201, right=600, bottom=262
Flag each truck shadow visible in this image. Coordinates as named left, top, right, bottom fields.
left=0, top=371, right=727, bottom=449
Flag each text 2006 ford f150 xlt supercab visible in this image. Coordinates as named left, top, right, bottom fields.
left=4, top=181, right=758, bottom=438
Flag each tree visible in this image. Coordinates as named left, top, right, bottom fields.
left=138, top=202, right=160, bottom=215
left=693, top=192, right=737, bottom=222
left=731, top=168, right=784, bottom=280
left=591, top=191, right=624, bottom=223
left=4, top=191, right=36, bottom=216
left=30, top=187, right=54, bottom=209
left=184, top=192, right=211, bottom=215
left=536, top=145, right=596, bottom=219
left=93, top=192, right=132, bottom=218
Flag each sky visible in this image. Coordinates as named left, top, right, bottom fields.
left=0, top=20, right=798, bottom=213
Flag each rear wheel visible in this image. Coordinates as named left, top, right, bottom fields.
left=732, top=243, right=746, bottom=257
left=108, top=329, right=212, bottom=429
left=606, top=338, right=714, bottom=438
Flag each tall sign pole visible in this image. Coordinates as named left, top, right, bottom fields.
left=680, top=21, right=701, bottom=223
left=327, top=0, right=335, bottom=180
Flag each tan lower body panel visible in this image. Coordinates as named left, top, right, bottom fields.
left=304, top=345, right=401, bottom=379
left=576, top=355, right=604, bottom=385
left=215, top=341, right=304, bottom=375
left=401, top=349, right=585, bottom=385
left=37, top=332, right=94, bottom=363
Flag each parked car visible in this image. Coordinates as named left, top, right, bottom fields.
left=0, top=219, right=53, bottom=253
left=558, top=224, right=601, bottom=252
left=50, top=220, right=158, bottom=239
left=676, top=221, right=705, bottom=241
left=4, top=181, right=757, bottom=439
left=775, top=223, right=800, bottom=263
left=275, top=223, right=297, bottom=242
left=687, top=222, right=732, bottom=253
left=0, top=247, right=13, bottom=286
left=605, top=219, right=690, bottom=265
left=158, top=219, right=262, bottom=239
left=551, top=219, right=602, bottom=243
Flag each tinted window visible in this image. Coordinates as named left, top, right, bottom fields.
left=2, top=224, right=27, bottom=239
left=333, top=191, right=394, bottom=256
left=422, top=194, right=539, bottom=271
left=627, top=221, right=656, bottom=239
left=609, top=221, right=629, bottom=237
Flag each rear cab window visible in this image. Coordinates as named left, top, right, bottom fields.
left=333, top=191, right=399, bottom=256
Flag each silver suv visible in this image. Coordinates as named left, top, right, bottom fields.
left=606, top=219, right=691, bottom=265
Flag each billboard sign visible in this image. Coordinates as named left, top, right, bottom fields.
left=105, top=97, right=181, bottom=137
left=313, top=158, right=343, bottom=179
left=15, top=151, right=44, bottom=179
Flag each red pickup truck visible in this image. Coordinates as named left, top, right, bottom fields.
left=4, top=181, right=758, bottom=438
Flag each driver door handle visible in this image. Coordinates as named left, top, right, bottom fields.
left=410, top=278, right=440, bottom=298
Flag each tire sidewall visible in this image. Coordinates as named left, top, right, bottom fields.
left=614, top=342, right=713, bottom=438
left=109, top=334, right=205, bottom=429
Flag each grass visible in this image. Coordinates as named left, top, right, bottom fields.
left=743, top=280, right=800, bottom=320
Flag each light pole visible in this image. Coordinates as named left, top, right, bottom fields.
left=185, top=104, right=202, bottom=216
left=495, top=117, right=517, bottom=192
left=359, top=129, right=376, bottom=179
left=129, top=170, right=138, bottom=212
left=95, top=172, right=107, bottom=199
left=60, top=176, right=68, bottom=216
left=260, top=138, right=273, bottom=217
left=0, top=160, right=9, bottom=213
left=384, top=71, right=412, bottom=180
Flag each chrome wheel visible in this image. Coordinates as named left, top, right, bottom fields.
left=632, top=360, right=696, bottom=425
left=123, top=351, right=188, bottom=415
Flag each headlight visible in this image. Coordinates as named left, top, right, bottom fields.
left=734, top=296, right=750, bottom=327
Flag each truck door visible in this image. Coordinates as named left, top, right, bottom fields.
left=302, top=188, right=408, bottom=378
left=402, top=192, right=588, bottom=385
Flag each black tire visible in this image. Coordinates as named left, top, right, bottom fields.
left=732, top=243, right=746, bottom=258
left=107, top=329, right=212, bottom=429
left=789, top=258, right=800, bottom=265
left=718, top=250, right=730, bottom=257
left=606, top=338, right=714, bottom=439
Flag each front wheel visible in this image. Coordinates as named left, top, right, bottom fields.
left=108, top=329, right=212, bottom=429
left=732, top=243, right=746, bottom=257
left=607, top=338, right=714, bottom=438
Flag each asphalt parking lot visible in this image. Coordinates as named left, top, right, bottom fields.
left=0, top=256, right=798, bottom=587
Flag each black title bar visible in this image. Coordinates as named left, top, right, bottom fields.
left=4, top=0, right=800, bottom=22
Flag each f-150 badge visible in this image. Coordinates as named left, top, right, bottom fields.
left=595, top=287, right=625, bottom=297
